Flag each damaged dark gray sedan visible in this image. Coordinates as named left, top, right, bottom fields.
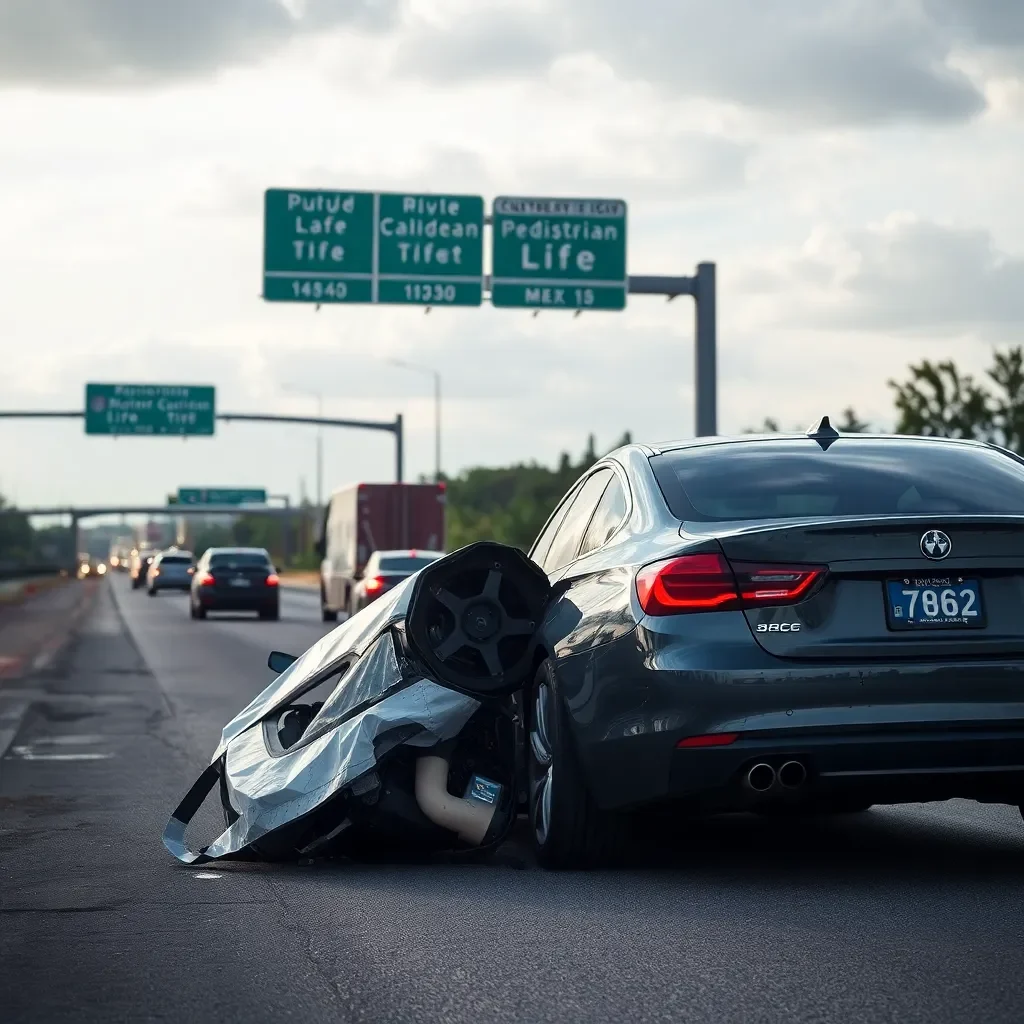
left=165, top=420, right=1024, bottom=869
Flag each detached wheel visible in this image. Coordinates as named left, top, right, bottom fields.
left=528, top=660, right=626, bottom=869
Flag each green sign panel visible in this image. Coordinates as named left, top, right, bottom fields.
left=85, top=384, right=215, bottom=436
left=263, top=189, right=484, bottom=306
left=490, top=197, right=628, bottom=310
left=176, top=488, right=267, bottom=506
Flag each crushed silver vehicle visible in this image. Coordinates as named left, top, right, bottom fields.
left=163, top=542, right=549, bottom=864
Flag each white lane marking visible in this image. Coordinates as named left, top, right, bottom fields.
left=194, top=872, right=222, bottom=880
left=0, top=700, right=30, bottom=761
left=24, top=734, right=107, bottom=746
left=9, top=748, right=113, bottom=761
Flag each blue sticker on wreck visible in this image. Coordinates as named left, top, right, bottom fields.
left=465, top=775, right=501, bottom=805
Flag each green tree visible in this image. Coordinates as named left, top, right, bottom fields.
left=444, top=436, right=626, bottom=552
left=836, top=407, right=871, bottom=432
left=0, top=494, right=35, bottom=567
left=889, top=360, right=992, bottom=441
left=888, top=345, right=1024, bottom=452
left=742, top=410, right=869, bottom=434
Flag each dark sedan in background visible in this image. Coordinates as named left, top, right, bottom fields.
left=190, top=547, right=279, bottom=620
left=348, top=548, right=444, bottom=616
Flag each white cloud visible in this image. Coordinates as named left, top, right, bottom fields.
left=0, top=2, right=1023, bottom=508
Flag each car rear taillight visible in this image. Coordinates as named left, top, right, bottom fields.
left=198, top=571, right=215, bottom=586
left=266, top=573, right=280, bottom=586
left=729, top=563, right=825, bottom=605
left=635, top=553, right=825, bottom=616
left=635, top=553, right=740, bottom=614
left=365, top=576, right=385, bottom=593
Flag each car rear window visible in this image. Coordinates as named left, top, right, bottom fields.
left=209, top=552, right=271, bottom=568
left=378, top=555, right=439, bottom=572
left=650, top=439, right=1024, bottom=521
left=160, top=556, right=192, bottom=565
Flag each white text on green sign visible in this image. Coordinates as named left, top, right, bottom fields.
left=490, top=197, right=628, bottom=310
left=263, top=189, right=484, bottom=306
left=85, top=384, right=216, bottom=436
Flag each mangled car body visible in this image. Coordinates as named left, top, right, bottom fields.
left=164, top=542, right=550, bottom=865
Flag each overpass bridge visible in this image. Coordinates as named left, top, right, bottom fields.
left=0, top=503, right=310, bottom=571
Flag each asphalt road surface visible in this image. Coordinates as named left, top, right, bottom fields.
left=3, top=575, right=1024, bottom=1023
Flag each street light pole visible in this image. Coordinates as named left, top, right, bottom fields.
left=386, top=359, right=442, bottom=482
left=284, top=386, right=323, bottom=508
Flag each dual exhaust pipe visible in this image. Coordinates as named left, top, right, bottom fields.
left=745, top=759, right=807, bottom=793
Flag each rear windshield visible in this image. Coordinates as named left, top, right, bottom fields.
left=378, top=555, right=439, bottom=572
left=209, top=552, right=271, bottom=568
left=159, top=556, right=192, bottom=565
left=651, top=439, right=1024, bottom=521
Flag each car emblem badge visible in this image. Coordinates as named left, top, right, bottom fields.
left=920, top=529, right=951, bottom=560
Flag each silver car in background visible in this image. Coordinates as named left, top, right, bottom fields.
left=147, top=550, right=195, bottom=595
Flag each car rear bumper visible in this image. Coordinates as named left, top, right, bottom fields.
left=557, top=622, right=1024, bottom=813
left=196, top=590, right=278, bottom=610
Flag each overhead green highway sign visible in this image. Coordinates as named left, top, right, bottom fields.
left=490, top=196, right=628, bottom=310
left=85, top=384, right=215, bottom=436
left=176, top=488, right=267, bottom=506
left=262, top=189, right=484, bottom=306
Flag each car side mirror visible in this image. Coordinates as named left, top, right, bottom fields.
left=268, top=650, right=299, bottom=674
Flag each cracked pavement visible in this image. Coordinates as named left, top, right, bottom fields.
left=3, top=576, right=1024, bottom=1022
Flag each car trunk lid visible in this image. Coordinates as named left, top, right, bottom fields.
left=696, top=515, right=1024, bottom=659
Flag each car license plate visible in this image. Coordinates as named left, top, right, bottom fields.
left=885, top=577, right=985, bottom=630
left=230, top=578, right=251, bottom=588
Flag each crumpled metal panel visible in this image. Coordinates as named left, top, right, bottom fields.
left=164, top=622, right=480, bottom=864
left=212, top=575, right=415, bottom=761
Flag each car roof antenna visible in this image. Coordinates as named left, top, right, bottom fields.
left=806, top=415, right=841, bottom=451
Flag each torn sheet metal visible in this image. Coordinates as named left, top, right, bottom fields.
left=211, top=576, right=416, bottom=762
left=163, top=541, right=550, bottom=865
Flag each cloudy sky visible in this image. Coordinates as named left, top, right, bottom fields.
left=2, top=0, right=1024, bottom=510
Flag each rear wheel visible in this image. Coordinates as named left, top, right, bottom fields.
left=528, top=659, right=627, bottom=869
left=194, top=603, right=207, bottom=620
left=259, top=606, right=279, bottom=621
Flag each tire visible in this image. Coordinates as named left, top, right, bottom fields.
left=195, top=604, right=207, bottom=620
left=527, top=659, right=627, bottom=869
left=259, top=607, right=280, bottom=621
left=147, top=588, right=156, bottom=597
left=189, top=602, right=197, bottom=619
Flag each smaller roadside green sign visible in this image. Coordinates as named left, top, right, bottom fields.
left=85, top=384, right=216, bottom=436
left=176, top=488, right=267, bottom=506
left=490, top=196, right=628, bottom=310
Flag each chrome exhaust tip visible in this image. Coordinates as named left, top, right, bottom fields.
left=778, top=760, right=807, bottom=789
left=745, top=763, right=776, bottom=793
